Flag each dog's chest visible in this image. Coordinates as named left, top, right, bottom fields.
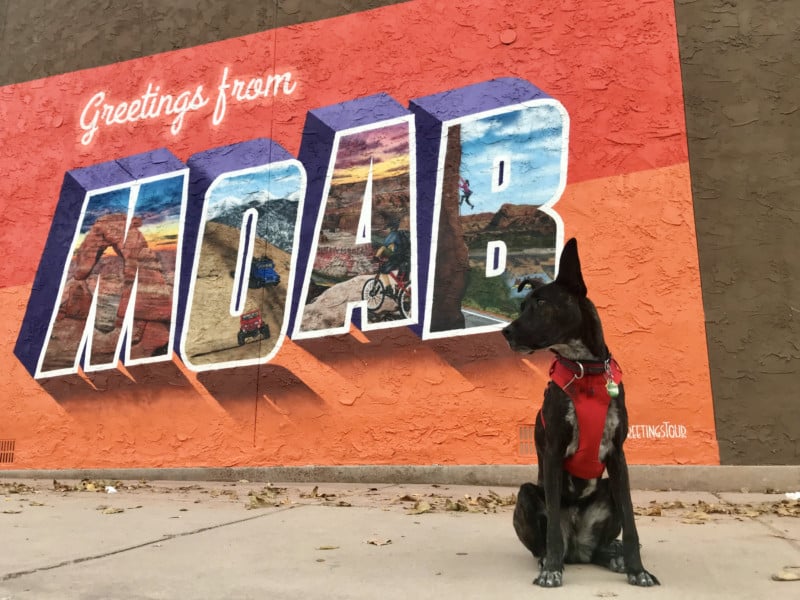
left=598, top=401, right=619, bottom=462
left=562, top=397, right=619, bottom=477
left=565, top=401, right=618, bottom=458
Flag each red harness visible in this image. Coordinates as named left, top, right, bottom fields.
left=538, top=355, right=623, bottom=480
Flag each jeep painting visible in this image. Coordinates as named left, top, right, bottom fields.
left=238, top=310, right=271, bottom=346
left=250, top=257, right=280, bottom=288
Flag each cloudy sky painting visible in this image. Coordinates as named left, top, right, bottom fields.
left=457, top=103, right=567, bottom=214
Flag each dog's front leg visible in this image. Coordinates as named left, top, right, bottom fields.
left=606, top=449, right=660, bottom=586
left=535, top=450, right=565, bottom=587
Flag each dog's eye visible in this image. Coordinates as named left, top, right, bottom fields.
left=536, top=298, right=546, bottom=306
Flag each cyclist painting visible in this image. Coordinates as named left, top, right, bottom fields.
left=362, top=215, right=413, bottom=320
left=375, top=217, right=410, bottom=291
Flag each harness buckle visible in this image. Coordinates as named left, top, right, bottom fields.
left=574, top=361, right=585, bottom=379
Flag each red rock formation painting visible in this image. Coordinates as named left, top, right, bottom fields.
left=40, top=213, right=174, bottom=371
left=461, top=204, right=557, bottom=242
left=430, top=124, right=470, bottom=333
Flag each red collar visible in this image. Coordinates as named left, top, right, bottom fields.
left=543, top=354, right=623, bottom=480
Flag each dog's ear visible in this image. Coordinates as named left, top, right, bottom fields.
left=517, top=278, right=546, bottom=293
left=555, top=238, right=587, bottom=297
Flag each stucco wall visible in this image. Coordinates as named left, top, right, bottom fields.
left=0, top=0, right=787, bottom=469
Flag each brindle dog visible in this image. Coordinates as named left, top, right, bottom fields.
left=502, top=238, right=659, bottom=588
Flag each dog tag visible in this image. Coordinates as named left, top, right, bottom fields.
left=606, top=380, right=619, bottom=398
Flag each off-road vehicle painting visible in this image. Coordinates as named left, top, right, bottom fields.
left=238, top=310, right=270, bottom=345
left=249, top=257, right=280, bottom=288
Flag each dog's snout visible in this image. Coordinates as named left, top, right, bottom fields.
left=501, top=324, right=513, bottom=340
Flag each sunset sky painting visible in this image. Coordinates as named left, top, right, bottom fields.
left=74, top=175, right=185, bottom=254
left=330, top=123, right=411, bottom=188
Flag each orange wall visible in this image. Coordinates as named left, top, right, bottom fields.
left=0, top=0, right=719, bottom=469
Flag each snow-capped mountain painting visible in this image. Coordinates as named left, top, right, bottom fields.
left=205, top=164, right=304, bottom=252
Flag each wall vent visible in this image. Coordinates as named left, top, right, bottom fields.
left=519, top=425, right=535, bottom=456
left=0, top=440, right=15, bottom=463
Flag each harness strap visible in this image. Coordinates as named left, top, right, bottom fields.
left=540, top=355, right=623, bottom=480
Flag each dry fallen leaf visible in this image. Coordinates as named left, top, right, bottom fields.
left=244, top=485, right=288, bottom=509
left=53, top=480, right=78, bottom=492
left=2, top=509, right=22, bottom=514
left=102, top=507, right=124, bottom=515
left=316, top=545, right=339, bottom=551
left=367, top=538, right=392, bottom=546
left=305, top=486, right=319, bottom=498
left=246, top=495, right=275, bottom=510
left=445, top=498, right=470, bottom=512
left=394, top=494, right=419, bottom=503
left=80, top=479, right=122, bottom=493
left=211, top=489, right=239, bottom=500
left=771, top=566, right=800, bottom=581
left=695, top=500, right=732, bottom=515
left=635, top=504, right=663, bottom=517
left=487, top=490, right=517, bottom=506
left=408, top=500, right=433, bottom=515
left=1, top=482, right=36, bottom=494
left=683, top=511, right=710, bottom=521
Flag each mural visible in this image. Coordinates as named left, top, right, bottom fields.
left=0, top=0, right=719, bottom=470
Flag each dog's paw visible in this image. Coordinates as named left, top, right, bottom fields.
left=592, top=539, right=626, bottom=573
left=533, top=569, right=563, bottom=587
left=627, top=569, right=660, bottom=586
left=608, top=555, right=626, bottom=573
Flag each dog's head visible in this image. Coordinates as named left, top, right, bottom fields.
left=502, top=237, right=590, bottom=354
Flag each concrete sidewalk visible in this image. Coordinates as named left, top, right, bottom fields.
left=1, top=479, right=799, bottom=599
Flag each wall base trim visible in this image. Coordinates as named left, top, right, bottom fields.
left=1, top=465, right=799, bottom=492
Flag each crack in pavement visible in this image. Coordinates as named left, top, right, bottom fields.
left=712, top=492, right=800, bottom=553
left=0, top=503, right=303, bottom=582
